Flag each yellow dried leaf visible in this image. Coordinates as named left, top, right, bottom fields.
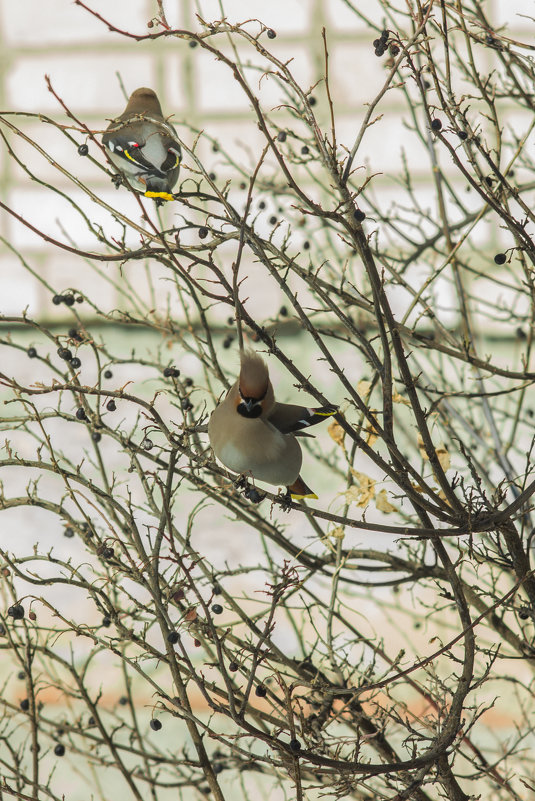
left=358, top=380, right=372, bottom=398
left=436, top=445, right=450, bottom=472
left=328, top=419, right=346, bottom=448
left=417, top=434, right=450, bottom=471
left=376, top=489, right=397, bottom=514
left=392, top=390, right=411, bottom=406
left=345, top=471, right=376, bottom=507
left=365, top=412, right=380, bottom=448
left=329, top=526, right=345, bottom=540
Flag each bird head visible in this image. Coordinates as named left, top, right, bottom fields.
left=236, top=350, right=274, bottom=419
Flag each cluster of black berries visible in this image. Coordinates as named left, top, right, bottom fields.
left=373, top=29, right=399, bottom=57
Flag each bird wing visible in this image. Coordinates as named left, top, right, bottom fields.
left=268, top=403, right=337, bottom=434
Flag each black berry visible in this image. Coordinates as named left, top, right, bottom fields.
left=78, top=144, right=89, bottom=156
left=141, top=438, right=154, bottom=450
left=267, top=28, right=276, bottom=39
left=20, top=698, right=30, bottom=711
left=519, top=607, right=530, bottom=620
left=309, top=96, right=317, bottom=106
left=57, top=348, right=72, bottom=361
left=75, top=408, right=87, bottom=420
left=54, top=744, right=65, bottom=756
left=52, top=294, right=63, bottom=305
left=8, top=605, right=24, bottom=620
left=27, top=347, right=37, bottom=358
left=301, top=146, right=309, bottom=155
left=354, top=209, right=366, bottom=222
left=255, top=684, right=267, bottom=697
left=150, top=719, right=162, bottom=731
left=102, top=547, right=114, bottom=560
left=167, top=631, right=179, bottom=644
left=212, top=604, right=223, bottom=615
left=70, top=357, right=81, bottom=369
left=458, top=130, right=468, bottom=140
left=208, top=172, right=216, bottom=181
left=198, top=227, right=208, bottom=239
left=223, top=335, right=233, bottom=349
left=119, top=696, right=128, bottom=705
left=279, top=306, right=288, bottom=317
left=229, top=662, right=239, bottom=672
left=181, top=398, right=193, bottom=411
left=164, top=366, right=180, bottom=377
left=102, top=616, right=111, bottom=627
left=106, top=400, right=116, bottom=412
left=494, top=253, right=506, bottom=265
left=184, top=377, right=193, bottom=387
left=269, top=215, right=277, bottom=225
left=389, top=44, right=400, bottom=56
left=430, top=118, right=442, bottom=131
left=104, top=369, right=113, bottom=379
left=289, top=738, right=301, bottom=752
left=18, top=670, right=25, bottom=679
left=189, top=39, right=198, bottom=48
left=63, top=295, right=75, bottom=307
left=64, top=527, right=74, bottom=538
left=258, top=200, right=266, bottom=210
left=91, top=432, right=102, bottom=443
left=277, top=131, right=287, bottom=142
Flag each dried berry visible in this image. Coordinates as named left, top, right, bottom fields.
left=289, top=738, right=301, bottom=752
left=7, top=605, right=24, bottom=620
left=57, top=348, right=72, bottom=361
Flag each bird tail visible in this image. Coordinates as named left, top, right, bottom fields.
left=288, top=476, right=318, bottom=500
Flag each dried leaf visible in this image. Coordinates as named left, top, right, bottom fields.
left=365, top=412, right=380, bottom=448
left=376, top=489, right=397, bottom=514
left=345, top=471, right=376, bottom=507
left=417, top=434, right=450, bottom=471
left=436, top=445, right=451, bottom=472
left=329, top=526, right=345, bottom=540
left=357, top=380, right=372, bottom=398
left=392, top=390, right=411, bottom=406
left=328, top=419, right=345, bottom=448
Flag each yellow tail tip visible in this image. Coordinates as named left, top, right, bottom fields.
left=291, top=492, right=318, bottom=500
left=144, top=191, right=175, bottom=201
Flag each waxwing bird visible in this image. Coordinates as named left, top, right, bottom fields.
left=208, top=350, right=336, bottom=501
left=102, top=88, right=181, bottom=202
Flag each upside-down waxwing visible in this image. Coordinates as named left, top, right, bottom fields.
left=102, top=88, right=181, bottom=202
left=208, top=350, right=336, bottom=500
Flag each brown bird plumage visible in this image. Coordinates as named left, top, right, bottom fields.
left=208, top=350, right=336, bottom=500
left=102, top=88, right=181, bottom=202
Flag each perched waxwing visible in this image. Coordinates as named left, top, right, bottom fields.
left=102, top=88, right=181, bottom=202
left=209, top=350, right=336, bottom=501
